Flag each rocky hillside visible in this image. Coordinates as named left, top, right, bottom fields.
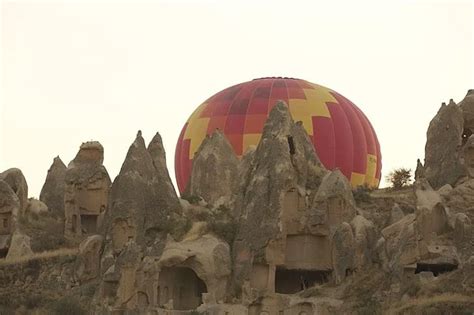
left=0, top=91, right=473, bottom=315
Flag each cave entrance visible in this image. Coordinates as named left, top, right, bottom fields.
left=80, top=214, right=98, bottom=234
left=462, top=128, right=473, bottom=145
left=0, top=247, right=8, bottom=258
left=415, top=263, right=458, bottom=277
left=287, top=136, right=296, bottom=155
left=275, top=268, right=331, bottom=294
left=157, top=266, right=207, bottom=310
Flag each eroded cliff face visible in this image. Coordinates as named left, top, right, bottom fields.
left=40, top=156, right=67, bottom=218
left=0, top=168, right=28, bottom=216
left=233, top=102, right=325, bottom=272
left=102, top=131, right=182, bottom=252
left=423, top=90, right=474, bottom=189
left=0, top=180, right=20, bottom=258
left=1, top=95, right=474, bottom=315
left=184, top=130, right=239, bottom=208
left=64, top=142, right=111, bottom=240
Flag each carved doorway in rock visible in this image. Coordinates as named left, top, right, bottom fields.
left=275, top=268, right=331, bottom=294
left=415, top=263, right=457, bottom=277
left=80, top=214, right=98, bottom=234
left=157, top=266, right=207, bottom=310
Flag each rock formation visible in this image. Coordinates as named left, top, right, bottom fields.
left=147, top=132, right=182, bottom=214
left=459, top=89, right=474, bottom=141
left=185, top=130, right=239, bottom=207
left=332, top=222, right=356, bottom=284
left=156, top=234, right=231, bottom=306
left=25, top=198, right=49, bottom=215
left=1, top=94, right=474, bottom=314
left=5, top=231, right=33, bottom=260
left=423, top=91, right=474, bottom=189
left=233, top=101, right=364, bottom=295
left=76, top=235, right=103, bottom=282
left=351, top=215, right=376, bottom=270
left=103, top=131, right=181, bottom=252
left=463, top=135, right=474, bottom=178
left=0, top=180, right=20, bottom=258
left=64, top=142, right=111, bottom=239
left=96, top=131, right=187, bottom=312
left=0, top=168, right=28, bottom=215
left=389, top=203, right=405, bottom=224
left=423, top=100, right=464, bottom=188
left=310, top=170, right=357, bottom=232
left=40, top=156, right=67, bottom=217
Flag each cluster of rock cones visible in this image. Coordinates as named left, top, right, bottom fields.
left=0, top=91, right=474, bottom=314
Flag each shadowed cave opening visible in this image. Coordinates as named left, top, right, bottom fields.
left=0, top=248, right=8, bottom=258
left=415, top=263, right=458, bottom=277
left=287, top=136, right=296, bottom=155
left=157, top=266, right=207, bottom=310
left=462, top=128, right=473, bottom=145
left=80, top=214, right=98, bottom=234
left=275, top=268, right=331, bottom=294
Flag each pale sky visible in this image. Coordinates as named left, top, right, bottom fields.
left=1, top=0, right=473, bottom=197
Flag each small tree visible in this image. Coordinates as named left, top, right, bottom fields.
left=386, top=168, right=412, bottom=189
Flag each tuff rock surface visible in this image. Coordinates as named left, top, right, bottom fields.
left=459, top=89, right=474, bottom=134
left=185, top=130, right=239, bottom=207
left=5, top=231, right=33, bottom=260
left=103, top=131, right=181, bottom=251
left=0, top=180, right=20, bottom=257
left=233, top=101, right=328, bottom=290
left=64, top=141, right=111, bottom=238
left=1, top=94, right=474, bottom=314
left=0, top=168, right=28, bottom=215
left=147, top=132, right=182, bottom=215
left=423, top=100, right=465, bottom=188
left=26, top=198, right=49, bottom=215
left=40, top=156, right=67, bottom=217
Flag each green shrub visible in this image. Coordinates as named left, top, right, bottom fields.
left=194, top=210, right=211, bottom=221
left=352, top=184, right=373, bottom=203
left=22, top=215, right=66, bottom=252
left=80, top=282, right=98, bottom=298
left=181, top=194, right=202, bottom=205
left=49, top=296, right=85, bottom=315
left=0, top=305, right=15, bottom=315
left=356, top=299, right=382, bottom=315
left=170, top=216, right=192, bottom=241
left=207, top=205, right=237, bottom=244
left=24, top=294, right=42, bottom=309
left=386, top=168, right=412, bottom=189
left=208, top=220, right=238, bottom=245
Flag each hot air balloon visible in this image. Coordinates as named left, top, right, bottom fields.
left=175, top=77, right=381, bottom=193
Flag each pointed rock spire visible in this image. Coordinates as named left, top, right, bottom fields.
left=185, top=130, right=239, bottom=206
left=459, top=89, right=474, bottom=134
left=106, top=131, right=182, bottom=250
left=424, top=100, right=464, bottom=188
left=64, top=141, right=111, bottom=239
left=40, top=156, right=67, bottom=218
left=232, top=101, right=327, bottom=288
left=69, top=141, right=105, bottom=166
left=147, top=132, right=181, bottom=211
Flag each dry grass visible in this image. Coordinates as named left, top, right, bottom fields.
left=387, top=293, right=474, bottom=314
left=371, top=186, right=414, bottom=198
left=0, top=247, right=78, bottom=266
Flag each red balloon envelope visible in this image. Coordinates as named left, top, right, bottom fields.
left=175, top=77, right=381, bottom=193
